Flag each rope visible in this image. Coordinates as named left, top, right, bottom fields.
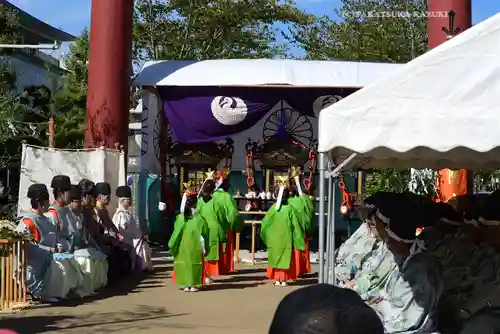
left=245, top=151, right=255, bottom=188
left=24, top=144, right=121, bottom=153
left=339, top=174, right=352, bottom=214
left=303, top=150, right=316, bottom=191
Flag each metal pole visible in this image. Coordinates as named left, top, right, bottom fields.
left=328, top=177, right=337, bottom=285
left=318, top=152, right=326, bottom=283
left=325, top=174, right=333, bottom=283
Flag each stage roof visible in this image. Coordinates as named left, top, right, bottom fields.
left=134, top=59, right=403, bottom=88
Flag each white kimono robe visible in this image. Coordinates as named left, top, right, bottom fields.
left=112, top=206, right=153, bottom=272
left=369, top=251, right=443, bottom=333
left=334, top=225, right=379, bottom=284
left=66, top=209, right=109, bottom=294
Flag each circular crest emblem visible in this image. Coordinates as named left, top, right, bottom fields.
left=211, top=96, right=248, bottom=125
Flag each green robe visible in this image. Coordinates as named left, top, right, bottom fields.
left=212, top=190, right=242, bottom=233
left=168, top=214, right=209, bottom=288
left=288, top=196, right=309, bottom=234
left=261, top=204, right=305, bottom=269
left=299, top=195, right=314, bottom=233
left=198, top=198, right=225, bottom=261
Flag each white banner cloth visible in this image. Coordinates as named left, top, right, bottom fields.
left=18, top=144, right=125, bottom=215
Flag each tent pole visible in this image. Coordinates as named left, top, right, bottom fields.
left=327, top=153, right=357, bottom=178
left=327, top=176, right=336, bottom=284
left=318, top=153, right=326, bottom=283
left=325, top=174, right=333, bottom=283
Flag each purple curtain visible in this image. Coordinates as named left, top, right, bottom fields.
left=158, top=86, right=356, bottom=143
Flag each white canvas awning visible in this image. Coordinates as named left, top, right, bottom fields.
left=318, top=13, right=500, bottom=170
left=134, top=59, right=402, bottom=88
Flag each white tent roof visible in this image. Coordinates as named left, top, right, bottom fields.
left=318, top=13, right=500, bottom=170
left=133, top=59, right=402, bottom=87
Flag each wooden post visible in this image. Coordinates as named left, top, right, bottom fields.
left=265, top=169, right=270, bottom=193
left=428, top=0, right=472, bottom=200
left=251, top=222, right=256, bottom=265
left=49, top=117, right=55, bottom=148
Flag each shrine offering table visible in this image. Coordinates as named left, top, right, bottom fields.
left=235, top=212, right=265, bottom=266
left=0, top=239, right=29, bottom=310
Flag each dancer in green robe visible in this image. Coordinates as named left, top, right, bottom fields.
left=288, top=170, right=312, bottom=278
left=213, top=167, right=241, bottom=274
left=168, top=192, right=209, bottom=292
left=261, top=177, right=305, bottom=286
left=197, top=179, right=225, bottom=281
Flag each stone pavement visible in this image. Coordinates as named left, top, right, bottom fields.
left=0, top=250, right=318, bottom=334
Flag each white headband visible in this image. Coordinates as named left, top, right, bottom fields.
left=478, top=217, right=500, bottom=226
left=375, top=209, right=390, bottom=225
left=463, top=218, right=479, bottom=226
left=440, top=217, right=461, bottom=226
left=385, top=227, right=415, bottom=244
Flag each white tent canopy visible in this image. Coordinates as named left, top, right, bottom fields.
left=318, top=13, right=500, bottom=170
left=134, top=59, right=401, bottom=87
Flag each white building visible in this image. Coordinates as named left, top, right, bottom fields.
left=0, top=0, right=75, bottom=92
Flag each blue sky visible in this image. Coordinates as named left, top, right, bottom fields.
left=8, top=0, right=500, bottom=58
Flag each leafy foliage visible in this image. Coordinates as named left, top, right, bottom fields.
left=288, top=0, right=427, bottom=62
left=287, top=0, right=437, bottom=196
left=133, top=0, right=314, bottom=62
left=51, top=28, right=89, bottom=148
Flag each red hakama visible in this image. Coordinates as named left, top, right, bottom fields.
left=204, top=244, right=225, bottom=277
left=302, top=233, right=311, bottom=275
left=294, top=233, right=311, bottom=277
left=267, top=249, right=297, bottom=281
left=220, top=228, right=235, bottom=274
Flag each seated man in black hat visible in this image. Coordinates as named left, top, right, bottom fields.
left=18, top=183, right=83, bottom=301
left=94, top=182, right=120, bottom=237
left=457, top=193, right=500, bottom=334
left=368, top=206, right=442, bottom=333
left=67, top=184, right=109, bottom=293
left=17, top=183, right=58, bottom=302
left=94, top=182, right=132, bottom=283
left=343, top=193, right=399, bottom=297
left=112, top=185, right=152, bottom=272
left=46, top=175, right=72, bottom=250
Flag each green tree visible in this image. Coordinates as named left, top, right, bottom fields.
left=289, top=0, right=427, bottom=62
left=52, top=28, right=89, bottom=148
left=287, top=0, right=435, bottom=197
left=0, top=4, right=33, bottom=170
left=132, top=0, right=314, bottom=62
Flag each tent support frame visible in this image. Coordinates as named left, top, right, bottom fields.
left=317, top=152, right=357, bottom=284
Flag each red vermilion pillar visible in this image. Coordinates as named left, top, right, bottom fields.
left=428, top=0, right=472, bottom=202
left=85, top=0, right=133, bottom=151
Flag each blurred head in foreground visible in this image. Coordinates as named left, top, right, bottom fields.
left=269, top=284, right=383, bottom=334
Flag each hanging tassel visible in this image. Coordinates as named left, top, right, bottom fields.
left=276, top=186, right=285, bottom=211
left=180, top=193, right=188, bottom=213
left=294, top=176, right=303, bottom=196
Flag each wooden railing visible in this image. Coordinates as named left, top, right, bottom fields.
left=0, top=240, right=29, bottom=310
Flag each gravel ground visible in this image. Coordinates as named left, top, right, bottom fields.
left=0, top=250, right=318, bottom=334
